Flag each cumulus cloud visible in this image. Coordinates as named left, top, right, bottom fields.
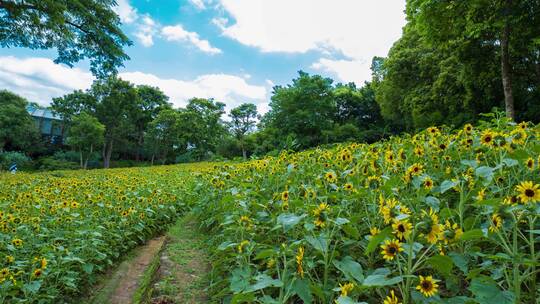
left=134, top=15, right=159, bottom=47
left=0, top=56, right=266, bottom=111
left=213, top=0, right=406, bottom=84
left=189, top=0, right=207, bottom=10
left=0, top=56, right=93, bottom=105
left=161, top=25, right=222, bottom=54
left=113, top=0, right=138, bottom=24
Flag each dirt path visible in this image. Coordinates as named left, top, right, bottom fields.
left=150, top=215, right=210, bottom=304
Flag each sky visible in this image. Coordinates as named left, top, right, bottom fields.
left=0, top=0, right=406, bottom=114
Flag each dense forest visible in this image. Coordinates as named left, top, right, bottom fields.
left=0, top=0, right=539, bottom=170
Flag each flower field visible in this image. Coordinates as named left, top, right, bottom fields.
left=0, top=163, right=211, bottom=302
left=1, top=117, right=540, bottom=303
left=195, top=117, right=540, bottom=303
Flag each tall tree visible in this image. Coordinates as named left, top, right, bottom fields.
left=264, top=71, right=336, bottom=149
left=146, top=108, right=184, bottom=165
left=132, top=85, right=170, bottom=161
left=90, top=76, right=138, bottom=168
left=229, top=103, right=258, bottom=159
left=0, top=0, right=131, bottom=77
left=408, top=0, right=540, bottom=120
left=0, top=90, right=39, bottom=152
left=185, top=98, right=226, bottom=159
left=51, top=90, right=96, bottom=137
left=66, top=112, right=104, bottom=169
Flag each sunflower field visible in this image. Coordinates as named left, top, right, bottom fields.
left=1, top=117, right=539, bottom=304
left=194, top=116, right=540, bottom=304
left=0, top=163, right=212, bottom=302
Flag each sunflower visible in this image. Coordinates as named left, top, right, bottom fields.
left=380, top=239, right=403, bottom=261
left=339, top=282, right=355, bottom=297
left=343, top=183, right=354, bottom=191
left=5, top=256, right=14, bottom=263
left=281, top=191, right=289, bottom=201
left=383, top=290, right=402, bottom=304
left=525, top=158, right=535, bottom=170
left=325, top=171, right=337, bottom=183
left=370, top=227, right=380, bottom=237
left=480, top=130, right=495, bottom=146
left=427, top=127, right=440, bottom=136
left=392, top=219, right=412, bottom=240
left=463, top=123, right=473, bottom=134
left=0, top=268, right=9, bottom=278
left=511, top=128, right=528, bottom=145
left=489, top=213, right=503, bottom=232
left=33, top=268, right=43, bottom=278
left=11, top=238, right=23, bottom=247
left=296, top=246, right=304, bottom=277
left=423, top=177, right=434, bottom=190
left=416, top=275, right=439, bottom=297
left=516, top=181, right=540, bottom=203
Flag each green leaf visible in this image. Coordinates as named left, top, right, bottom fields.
left=469, top=277, right=515, bottom=304
left=363, top=274, right=402, bottom=287
left=333, top=256, right=364, bottom=283
left=254, top=249, right=275, bottom=260
left=306, top=235, right=329, bottom=254
left=365, top=227, right=392, bottom=254
left=231, top=292, right=255, bottom=304
left=292, top=278, right=312, bottom=304
left=460, top=229, right=484, bottom=241
left=439, top=180, right=458, bottom=193
left=426, top=255, right=454, bottom=277
left=247, top=274, right=283, bottom=292
left=22, top=281, right=42, bottom=294
left=277, top=213, right=305, bottom=232
left=342, top=224, right=360, bottom=239
left=335, top=296, right=368, bottom=304
left=230, top=267, right=251, bottom=293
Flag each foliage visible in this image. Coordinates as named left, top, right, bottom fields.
left=0, top=163, right=212, bottom=302
left=0, top=151, right=32, bottom=171
left=0, top=0, right=131, bottom=77
left=193, top=117, right=540, bottom=303
left=66, top=112, right=105, bottom=169
left=230, top=103, right=258, bottom=159
left=0, top=90, right=39, bottom=152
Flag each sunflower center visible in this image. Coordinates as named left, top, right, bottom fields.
left=485, top=136, right=492, bottom=142
left=388, top=246, right=397, bottom=254
left=525, top=189, right=535, bottom=197
left=398, top=225, right=405, bottom=232
left=421, top=281, right=432, bottom=290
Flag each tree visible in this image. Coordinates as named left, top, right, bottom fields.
left=90, top=76, right=138, bottom=168
left=0, top=90, right=39, bottom=152
left=408, top=0, right=540, bottom=120
left=0, top=0, right=131, bottom=77
left=51, top=90, right=96, bottom=137
left=263, top=71, right=336, bottom=149
left=132, top=85, right=170, bottom=161
left=184, top=98, right=226, bottom=159
left=66, top=112, right=104, bottom=169
left=229, top=103, right=258, bottom=159
left=146, top=108, right=184, bottom=165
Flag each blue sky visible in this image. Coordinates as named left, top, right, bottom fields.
left=0, top=0, right=406, bottom=114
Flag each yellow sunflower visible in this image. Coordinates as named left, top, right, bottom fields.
left=325, top=171, right=337, bottom=183
left=423, top=177, right=434, bottom=190
left=525, top=158, right=535, bottom=170
left=383, top=290, right=402, bottom=304
left=489, top=213, right=503, bottom=232
left=416, top=275, right=439, bottom=297
left=516, top=181, right=540, bottom=203
left=339, top=282, right=355, bottom=297
left=380, top=239, right=403, bottom=261
left=392, top=219, right=412, bottom=240
left=480, top=129, right=496, bottom=146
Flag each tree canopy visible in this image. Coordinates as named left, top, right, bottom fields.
left=0, top=0, right=131, bottom=76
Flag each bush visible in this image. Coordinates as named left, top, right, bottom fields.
left=36, top=157, right=79, bottom=171
left=0, top=151, right=33, bottom=171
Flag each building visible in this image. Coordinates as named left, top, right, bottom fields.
left=26, top=105, right=64, bottom=144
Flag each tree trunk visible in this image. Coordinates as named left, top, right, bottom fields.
left=151, top=153, right=155, bottom=166
left=84, top=144, right=92, bottom=170
left=79, top=148, right=83, bottom=169
left=501, top=21, right=515, bottom=120
left=135, top=133, right=143, bottom=162
left=103, top=139, right=113, bottom=168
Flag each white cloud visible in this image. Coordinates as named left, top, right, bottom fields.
left=0, top=56, right=93, bottom=105
left=113, top=0, right=138, bottom=24
left=120, top=72, right=266, bottom=110
left=161, top=25, right=222, bottom=54
left=311, top=58, right=372, bottom=85
left=135, top=15, right=159, bottom=47
left=189, top=0, right=207, bottom=10
left=0, top=56, right=266, bottom=112
left=213, top=0, right=406, bottom=84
